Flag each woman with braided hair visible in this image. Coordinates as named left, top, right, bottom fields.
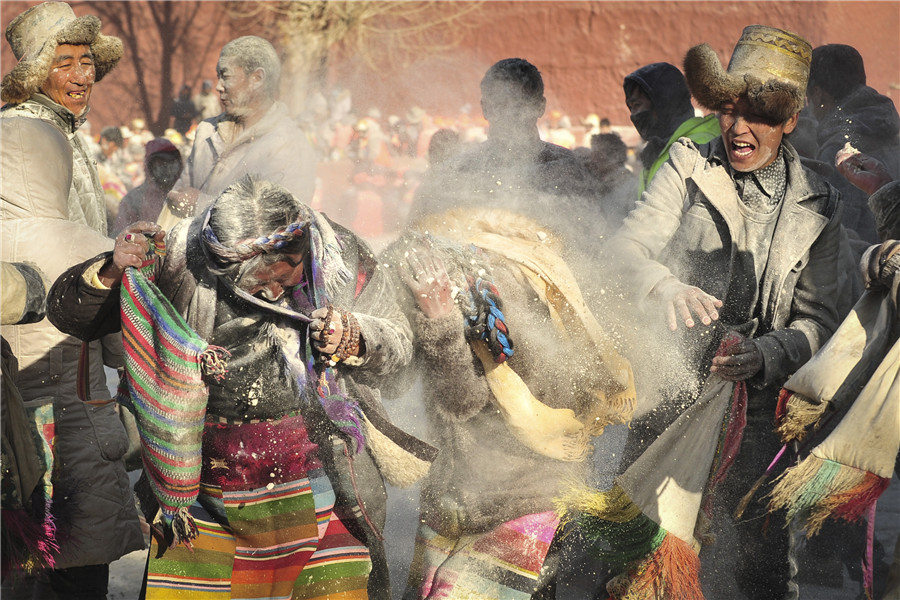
left=47, top=175, right=429, bottom=599
left=381, top=209, right=635, bottom=599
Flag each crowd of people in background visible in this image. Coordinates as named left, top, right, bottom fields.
left=87, top=76, right=648, bottom=242
left=2, top=3, right=899, bottom=600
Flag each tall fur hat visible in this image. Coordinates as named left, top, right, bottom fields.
left=2, top=2, right=123, bottom=105
left=684, top=25, right=812, bottom=124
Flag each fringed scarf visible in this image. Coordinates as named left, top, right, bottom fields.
left=554, top=334, right=749, bottom=600
left=117, top=240, right=228, bottom=548
left=198, top=205, right=366, bottom=452
left=768, top=279, right=899, bottom=600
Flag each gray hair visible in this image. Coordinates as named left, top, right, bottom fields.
left=219, top=36, right=281, bottom=98
left=209, top=175, right=303, bottom=248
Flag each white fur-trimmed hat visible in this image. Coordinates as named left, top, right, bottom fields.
left=684, top=25, right=812, bottom=124
left=2, top=2, right=123, bottom=105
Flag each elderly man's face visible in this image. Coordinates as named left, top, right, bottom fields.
left=40, top=44, right=95, bottom=117
left=215, top=56, right=258, bottom=119
left=718, top=96, right=799, bottom=172
left=238, top=251, right=307, bottom=302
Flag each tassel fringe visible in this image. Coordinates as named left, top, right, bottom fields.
left=555, top=483, right=703, bottom=599
left=199, top=346, right=230, bottom=382
left=768, top=455, right=890, bottom=536
left=1, top=504, right=58, bottom=577
left=608, top=533, right=704, bottom=600
left=775, top=391, right=829, bottom=444
left=169, top=506, right=199, bottom=549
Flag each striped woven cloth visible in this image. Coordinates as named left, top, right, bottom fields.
left=118, top=265, right=225, bottom=547
left=145, top=415, right=371, bottom=599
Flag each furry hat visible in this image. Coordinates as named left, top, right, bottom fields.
left=2, top=2, right=123, bottom=105
left=684, top=25, right=811, bottom=124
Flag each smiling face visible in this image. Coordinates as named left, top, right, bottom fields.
left=40, top=44, right=95, bottom=117
left=718, top=96, right=799, bottom=172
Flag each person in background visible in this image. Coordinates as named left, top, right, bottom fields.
left=97, top=125, right=130, bottom=229
left=807, top=43, right=900, bottom=244
left=126, top=116, right=153, bottom=162
left=169, top=35, right=317, bottom=218
left=411, top=58, right=604, bottom=277
left=0, top=3, right=145, bottom=597
left=171, top=83, right=198, bottom=137
left=623, top=62, right=720, bottom=194
left=112, top=137, right=183, bottom=234
left=193, top=79, right=220, bottom=122
left=584, top=132, right=639, bottom=229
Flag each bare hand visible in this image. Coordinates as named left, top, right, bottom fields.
left=836, top=150, right=893, bottom=196
left=99, top=222, right=164, bottom=287
left=710, top=338, right=763, bottom=381
left=398, top=245, right=456, bottom=319
left=310, top=307, right=344, bottom=355
left=652, top=277, right=722, bottom=331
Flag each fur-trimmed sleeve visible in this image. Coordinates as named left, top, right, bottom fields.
left=413, top=311, right=492, bottom=422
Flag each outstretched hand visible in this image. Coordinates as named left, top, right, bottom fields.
left=99, top=221, right=164, bottom=287
left=398, top=244, right=456, bottom=319
left=651, top=276, right=722, bottom=331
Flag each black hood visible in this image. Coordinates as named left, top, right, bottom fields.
left=624, top=62, right=696, bottom=142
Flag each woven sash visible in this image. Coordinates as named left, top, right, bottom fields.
left=118, top=266, right=221, bottom=547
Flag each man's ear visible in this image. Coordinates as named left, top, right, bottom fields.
left=249, top=67, right=265, bottom=91
left=782, top=111, right=800, bottom=135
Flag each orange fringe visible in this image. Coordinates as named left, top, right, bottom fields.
left=609, top=533, right=704, bottom=600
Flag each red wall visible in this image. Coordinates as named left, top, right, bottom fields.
left=334, top=1, right=900, bottom=126
left=2, top=1, right=898, bottom=131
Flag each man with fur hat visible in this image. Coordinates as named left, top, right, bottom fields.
left=2, top=0, right=123, bottom=235
left=1, top=2, right=144, bottom=598
left=605, top=25, right=852, bottom=598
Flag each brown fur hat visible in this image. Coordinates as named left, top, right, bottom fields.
left=684, top=25, right=811, bottom=124
left=2, top=2, right=123, bottom=105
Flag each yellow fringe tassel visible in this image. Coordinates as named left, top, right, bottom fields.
left=776, top=393, right=828, bottom=443
left=554, top=482, right=642, bottom=524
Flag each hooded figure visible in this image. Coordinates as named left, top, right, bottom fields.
left=623, top=62, right=720, bottom=193
left=112, top=137, right=183, bottom=234
left=807, top=44, right=900, bottom=244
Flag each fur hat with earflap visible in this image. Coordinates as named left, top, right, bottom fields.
left=683, top=25, right=812, bottom=124
left=2, top=1, right=123, bottom=105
